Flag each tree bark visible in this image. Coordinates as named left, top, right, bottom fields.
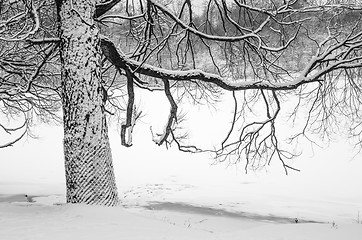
left=59, top=0, right=119, bottom=206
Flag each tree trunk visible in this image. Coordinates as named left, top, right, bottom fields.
left=59, top=0, right=119, bottom=206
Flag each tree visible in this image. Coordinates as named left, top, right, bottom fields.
left=1, top=0, right=362, bottom=206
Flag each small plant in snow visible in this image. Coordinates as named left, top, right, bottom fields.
left=184, top=219, right=192, bottom=228
left=356, top=211, right=361, bottom=224
left=162, top=216, right=176, bottom=226
left=331, top=221, right=338, bottom=229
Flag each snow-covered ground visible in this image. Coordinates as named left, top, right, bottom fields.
left=1, top=92, right=362, bottom=239
left=1, top=193, right=362, bottom=240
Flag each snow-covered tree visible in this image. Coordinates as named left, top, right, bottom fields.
left=1, top=0, right=362, bottom=206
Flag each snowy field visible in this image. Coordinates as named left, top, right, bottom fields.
left=1, top=196, right=362, bottom=240
left=1, top=92, right=362, bottom=239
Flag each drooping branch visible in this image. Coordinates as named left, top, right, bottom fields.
left=221, top=91, right=237, bottom=149
left=0, top=129, right=27, bottom=148
left=0, top=118, right=28, bottom=149
left=152, top=78, right=178, bottom=146
left=120, top=70, right=135, bottom=147
left=213, top=90, right=299, bottom=174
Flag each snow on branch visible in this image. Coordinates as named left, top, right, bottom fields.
left=120, top=70, right=137, bottom=147
left=100, top=36, right=320, bottom=92
left=152, top=79, right=178, bottom=146
left=0, top=118, right=28, bottom=149
left=97, top=1, right=362, bottom=171
left=300, top=23, right=362, bottom=81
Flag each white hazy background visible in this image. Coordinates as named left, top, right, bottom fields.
left=1, top=89, right=361, bottom=223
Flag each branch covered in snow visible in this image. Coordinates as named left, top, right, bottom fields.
left=99, top=0, right=362, bottom=171
left=120, top=70, right=137, bottom=147
left=152, top=79, right=178, bottom=146
left=101, top=36, right=320, bottom=91
left=0, top=118, right=28, bottom=149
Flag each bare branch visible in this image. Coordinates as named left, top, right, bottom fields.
left=120, top=70, right=135, bottom=147
left=152, top=78, right=178, bottom=146
left=0, top=118, right=28, bottom=148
